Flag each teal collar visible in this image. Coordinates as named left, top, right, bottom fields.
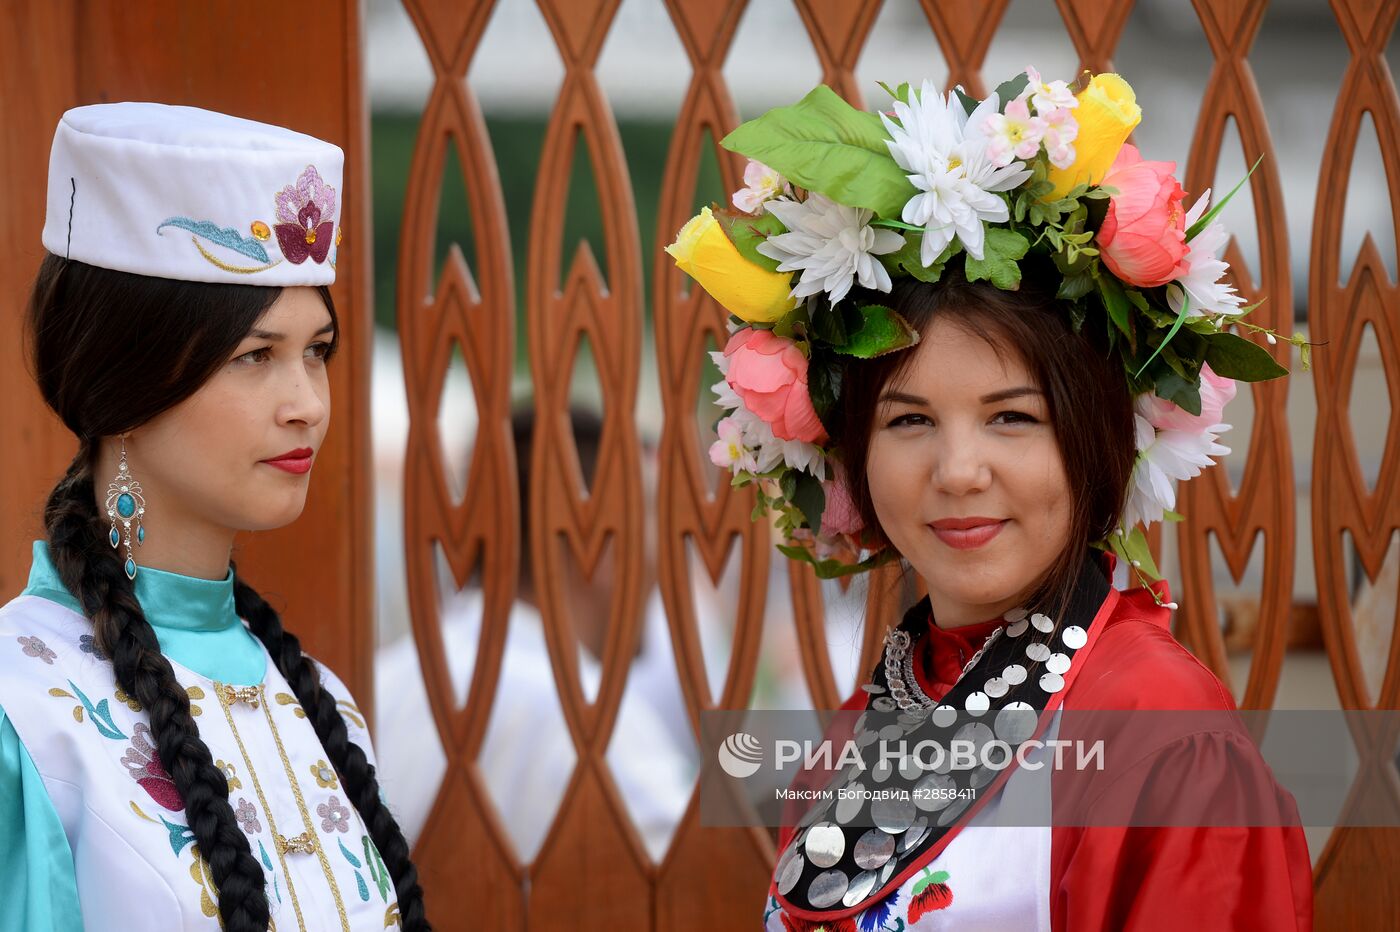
left=21, top=539, right=265, bottom=685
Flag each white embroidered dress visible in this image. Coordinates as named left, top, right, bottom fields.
left=0, top=563, right=399, bottom=930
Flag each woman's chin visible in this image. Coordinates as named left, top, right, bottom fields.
left=237, top=498, right=310, bottom=532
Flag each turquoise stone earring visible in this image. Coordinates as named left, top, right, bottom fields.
left=104, top=436, right=146, bottom=580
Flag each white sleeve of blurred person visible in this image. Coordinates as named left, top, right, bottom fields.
left=375, top=585, right=694, bottom=863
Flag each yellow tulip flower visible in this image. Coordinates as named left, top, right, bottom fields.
left=666, top=207, right=798, bottom=324
left=1043, top=73, right=1143, bottom=201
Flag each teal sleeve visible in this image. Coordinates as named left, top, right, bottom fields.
left=0, top=703, right=83, bottom=932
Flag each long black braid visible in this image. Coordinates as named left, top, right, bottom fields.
left=45, top=453, right=273, bottom=932
left=233, top=576, right=429, bottom=929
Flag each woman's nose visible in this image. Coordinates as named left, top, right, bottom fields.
left=933, top=428, right=991, bottom=494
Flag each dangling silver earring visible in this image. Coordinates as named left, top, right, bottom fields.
left=105, top=436, right=146, bottom=581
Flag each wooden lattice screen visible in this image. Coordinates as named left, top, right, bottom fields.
left=2, top=0, right=1398, bottom=928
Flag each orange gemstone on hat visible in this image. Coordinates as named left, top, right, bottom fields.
left=336, top=225, right=343, bottom=245
left=304, top=229, right=317, bottom=245
left=250, top=221, right=271, bottom=241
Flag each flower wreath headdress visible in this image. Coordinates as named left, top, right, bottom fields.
left=667, top=69, right=1306, bottom=591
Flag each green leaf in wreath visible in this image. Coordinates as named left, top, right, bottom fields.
left=790, top=472, right=826, bottom=534
left=991, top=74, right=1030, bottom=110
left=809, top=298, right=849, bottom=347
left=806, top=348, right=843, bottom=436
left=711, top=206, right=786, bottom=273
left=1096, top=272, right=1133, bottom=339
left=879, top=233, right=954, bottom=283
left=831, top=305, right=920, bottom=358
left=954, top=87, right=980, bottom=116
left=775, top=543, right=898, bottom=579
left=1203, top=331, right=1289, bottom=382
left=1152, top=367, right=1202, bottom=415
left=1113, top=527, right=1162, bottom=580
left=964, top=227, right=1030, bottom=290
left=721, top=85, right=917, bottom=219
left=877, top=81, right=911, bottom=105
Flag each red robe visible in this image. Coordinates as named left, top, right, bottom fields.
left=768, top=552, right=1313, bottom=931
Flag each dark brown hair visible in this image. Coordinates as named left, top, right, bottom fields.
left=831, top=262, right=1136, bottom=623
left=26, top=253, right=430, bottom=931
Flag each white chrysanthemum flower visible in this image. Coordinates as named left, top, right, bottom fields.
left=1167, top=189, right=1247, bottom=319
left=879, top=80, right=1033, bottom=264
left=1121, top=408, right=1232, bottom=530
left=756, top=194, right=905, bottom=304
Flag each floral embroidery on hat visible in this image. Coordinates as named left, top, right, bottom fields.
left=274, top=164, right=336, bottom=265
left=317, top=795, right=350, bottom=833
left=155, top=163, right=338, bottom=274
left=18, top=635, right=57, bottom=664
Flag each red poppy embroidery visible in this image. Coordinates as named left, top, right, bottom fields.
left=906, top=869, right=953, bottom=922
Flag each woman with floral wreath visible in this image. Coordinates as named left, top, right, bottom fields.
left=669, top=68, right=1312, bottom=931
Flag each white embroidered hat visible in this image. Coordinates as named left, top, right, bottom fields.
left=41, top=101, right=344, bottom=286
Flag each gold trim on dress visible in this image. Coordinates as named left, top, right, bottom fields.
left=261, top=688, right=351, bottom=931
left=216, top=681, right=308, bottom=932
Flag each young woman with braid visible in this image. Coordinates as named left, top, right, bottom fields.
left=0, top=104, right=429, bottom=930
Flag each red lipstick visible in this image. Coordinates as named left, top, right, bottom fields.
left=929, top=516, right=1006, bottom=551
left=261, top=447, right=314, bottom=475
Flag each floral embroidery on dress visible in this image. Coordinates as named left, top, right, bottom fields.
left=187, top=845, right=220, bottom=919
left=273, top=165, right=336, bottom=265
left=185, top=684, right=206, bottom=717
left=216, top=759, right=242, bottom=791
left=780, top=914, right=858, bottom=932
left=112, top=683, right=203, bottom=715
left=338, top=837, right=372, bottom=901
left=335, top=833, right=392, bottom=905
left=856, top=888, right=903, bottom=931
left=257, top=839, right=284, bottom=903
left=114, top=685, right=141, bottom=711
left=275, top=691, right=307, bottom=719
left=235, top=797, right=262, bottom=835
left=48, top=680, right=126, bottom=739
left=363, top=835, right=391, bottom=901
left=906, top=869, right=953, bottom=922
left=18, top=635, right=56, bottom=664
left=317, top=795, right=350, bottom=833
left=78, top=633, right=106, bottom=659
left=122, top=721, right=183, bottom=811
left=311, top=758, right=339, bottom=788
left=336, top=698, right=366, bottom=730
left=130, top=800, right=196, bottom=856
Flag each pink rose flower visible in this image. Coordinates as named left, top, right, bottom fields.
left=1139, top=363, right=1237, bottom=433
left=723, top=328, right=827, bottom=444
left=820, top=466, right=864, bottom=537
left=1096, top=144, right=1191, bottom=288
